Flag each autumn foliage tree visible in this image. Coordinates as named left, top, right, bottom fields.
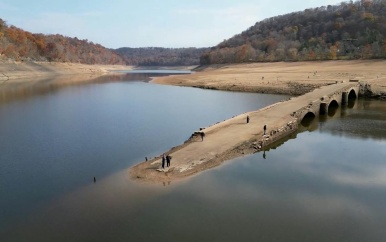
left=0, top=18, right=125, bottom=65
left=201, top=0, right=386, bottom=64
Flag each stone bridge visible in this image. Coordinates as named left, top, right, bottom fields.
left=291, top=82, right=359, bottom=125
left=131, top=81, right=361, bottom=182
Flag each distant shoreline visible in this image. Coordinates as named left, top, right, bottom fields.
left=2, top=60, right=385, bottom=98
left=152, top=60, right=386, bottom=99
left=0, top=61, right=133, bottom=81
left=132, top=65, right=197, bottom=71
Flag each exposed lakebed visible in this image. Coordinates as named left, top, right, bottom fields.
left=1, top=71, right=385, bottom=241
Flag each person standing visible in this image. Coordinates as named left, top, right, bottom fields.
left=263, top=124, right=267, bottom=135
left=247, top=115, right=250, bottom=124
left=166, top=155, right=171, bottom=167
left=200, top=132, right=205, bottom=141
left=162, top=154, right=166, bottom=169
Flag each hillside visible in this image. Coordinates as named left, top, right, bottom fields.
left=115, top=47, right=209, bottom=66
left=201, top=0, right=386, bottom=64
left=0, top=18, right=125, bottom=65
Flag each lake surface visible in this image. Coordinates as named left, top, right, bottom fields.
left=1, top=72, right=385, bottom=241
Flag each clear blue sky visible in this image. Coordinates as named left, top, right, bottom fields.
left=1, top=0, right=344, bottom=49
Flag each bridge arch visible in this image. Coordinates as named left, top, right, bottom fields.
left=300, top=111, right=316, bottom=127
left=348, top=89, right=357, bottom=99
left=328, top=99, right=339, bottom=116
left=328, top=99, right=339, bottom=108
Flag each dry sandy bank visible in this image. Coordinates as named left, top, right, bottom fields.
left=153, top=60, right=386, bottom=97
left=0, top=61, right=132, bottom=81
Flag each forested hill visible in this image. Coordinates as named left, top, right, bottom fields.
left=201, top=0, right=386, bottom=65
left=0, top=18, right=125, bottom=65
left=115, top=47, right=209, bottom=66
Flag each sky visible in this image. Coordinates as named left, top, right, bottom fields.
left=0, top=0, right=345, bottom=49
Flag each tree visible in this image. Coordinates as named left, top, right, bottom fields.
left=288, top=48, right=298, bottom=60
left=0, top=18, right=6, bottom=31
left=200, top=0, right=386, bottom=64
left=4, top=44, right=17, bottom=58
left=329, top=45, right=338, bottom=59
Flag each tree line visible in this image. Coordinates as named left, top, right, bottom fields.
left=0, top=19, right=125, bottom=65
left=115, top=47, right=209, bottom=66
left=0, top=18, right=207, bottom=66
left=201, top=0, right=386, bottom=64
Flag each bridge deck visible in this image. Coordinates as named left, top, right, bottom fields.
left=130, top=82, right=357, bottom=182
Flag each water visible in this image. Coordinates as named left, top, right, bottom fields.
left=0, top=72, right=288, bottom=238
left=1, top=73, right=385, bottom=241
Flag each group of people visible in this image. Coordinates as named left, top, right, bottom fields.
left=162, top=154, right=172, bottom=169
left=156, top=116, right=266, bottom=170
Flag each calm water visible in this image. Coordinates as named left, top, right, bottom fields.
left=1, top=72, right=385, bottom=241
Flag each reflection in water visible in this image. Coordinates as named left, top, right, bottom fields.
left=263, top=132, right=298, bottom=152
left=0, top=72, right=182, bottom=105
left=347, top=98, right=356, bottom=108
left=299, top=99, right=386, bottom=140
left=1, top=76, right=386, bottom=241
left=0, top=74, right=289, bottom=241
left=322, top=99, right=386, bottom=140
left=6, top=105, right=386, bottom=242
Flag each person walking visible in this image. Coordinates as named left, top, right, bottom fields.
left=200, top=132, right=205, bottom=141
